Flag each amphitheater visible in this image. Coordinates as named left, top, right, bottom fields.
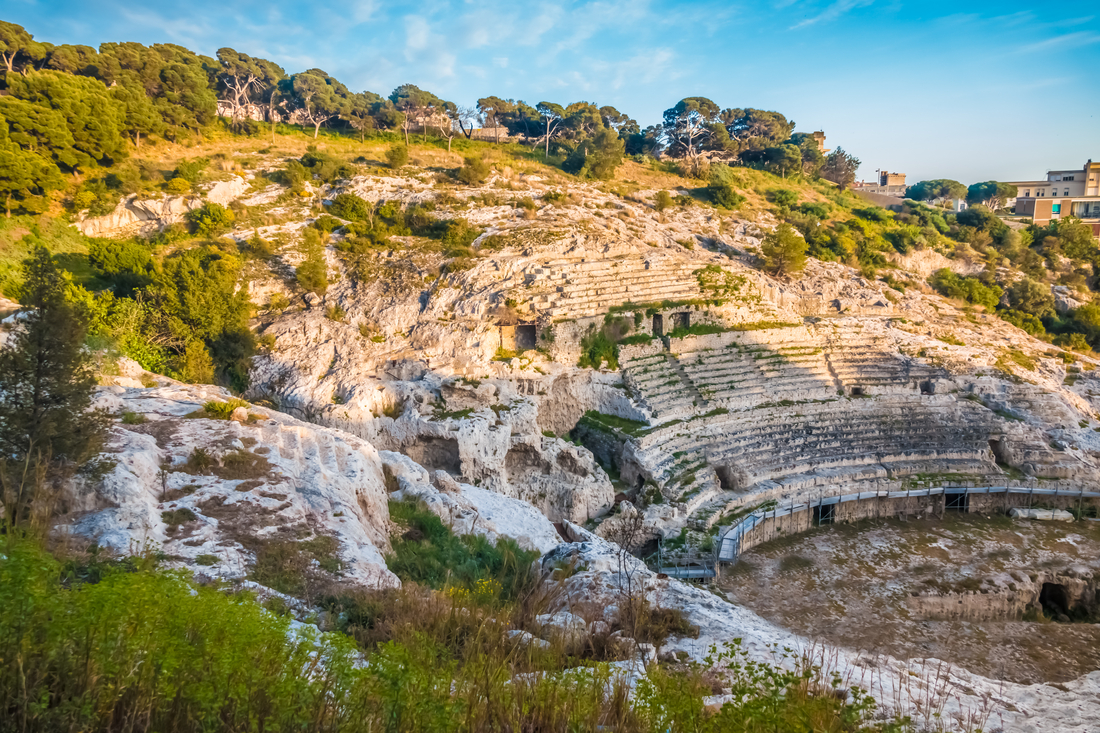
left=66, top=164, right=1100, bottom=731
left=489, top=245, right=1098, bottom=530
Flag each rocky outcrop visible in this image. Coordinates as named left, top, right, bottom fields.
left=67, top=385, right=398, bottom=587
left=385, top=451, right=561, bottom=553
left=77, top=194, right=203, bottom=237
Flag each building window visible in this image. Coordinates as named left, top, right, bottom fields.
left=1064, top=176, right=1074, bottom=181
left=1024, top=190, right=1030, bottom=197
left=1064, top=189, right=1070, bottom=196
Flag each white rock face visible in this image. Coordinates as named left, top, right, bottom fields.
left=204, top=177, right=250, bottom=206
left=67, top=385, right=398, bottom=587
left=385, top=453, right=562, bottom=553
left=77, top=194, right=203, bottom=237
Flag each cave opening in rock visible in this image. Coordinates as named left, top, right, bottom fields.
left=1040, top=582, right=1070, bottom=619
left=672, top=311, right=690, bottom=331
left=505, top=443, right=551, bottom=476
left=515, top=323, right=537, bottom=351
left=850, top=386, right=865, bottom=397
left=652, top=313, right=664, bottom=337
left=404, top=436, right=461, bottom=474
left=920, top=380, right=935, bottom=395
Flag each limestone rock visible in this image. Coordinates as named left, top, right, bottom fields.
left=77, top=194, right=202, bottom=237
left=204, top=177, right=250, bottom=206
left=1009, top=507, right=1074, bottom=521
left=536, top=611, right=587, bottom=646
left=66, top=384, right=398, bottom=588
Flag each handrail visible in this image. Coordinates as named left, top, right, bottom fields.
left=717, top=485, right=1100, bottom=562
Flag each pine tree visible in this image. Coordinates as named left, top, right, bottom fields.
left=760, top=223, right=808, bottom=277
left=0, top=247, right=108, bottom=529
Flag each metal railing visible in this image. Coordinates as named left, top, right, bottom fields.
left=717, top=484, right=1100, bottom=563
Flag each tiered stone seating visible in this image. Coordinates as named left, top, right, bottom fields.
left=526, top=256, right=702, bottom=319
left=821, top=325, right=938, bottom=393
left=621, top=351, right=697, bottom=419
left=702, top=397, right=996, bottom=490
left=678, top=342, right=838, bottom=408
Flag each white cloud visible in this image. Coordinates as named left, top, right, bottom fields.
left=789, top=0, right=875, bottom=29
left=493, top=56, right=509, bottom=68
left=1020, top=30, right=1100, bottom=53
left=404, top=15, right=430, bottom=52
left=351, top=0, right=378, bottom=24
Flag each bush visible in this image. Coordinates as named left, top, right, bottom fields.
left=577, top=316, right=633, bottom=370
left=928, top=269, right=1003, bottom=311
left=387, top=500, right=539, bottom=604
left=441, top=218, right=482, bottom=252
left=299, top=149, right=354, bottom=183
left=202, top=397, right=250, bottom=420
left=386, top=144, right=409, bottom=169
left=313, top=214, right=344, bottom=233
left=185, top=202, right=235, bottom=237
left=768, top=189, right=797, bottom=207
left=707, top=166, right=745, bottom=210
left=654, top=190, right=672, bottom=212
left=999, top=308, right=1046, bottom=335
left=797, top=202, right=829, bottom=218
left=1005, top=277, right=1054, bottom=318
left=177, top=341, right=215, bottom=384
left=172, top=158, right=209, bottom=184
left=163, top=177, right=191, bottom=194
left=0, top=538, right=913, bottom=733
left=328, top=193, right=371, bottom=222
left=456, top=156, right=490, bottom=186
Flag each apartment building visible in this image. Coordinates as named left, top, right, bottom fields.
left=1010, top=160, right=1100, bottom=237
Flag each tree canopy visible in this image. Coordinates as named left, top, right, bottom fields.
left=906, top=179, right=967, bottom=203
left=966, top=181, right=1018, bottom=210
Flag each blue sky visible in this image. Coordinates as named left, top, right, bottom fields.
left=7, top=0, right=1100, bottom=183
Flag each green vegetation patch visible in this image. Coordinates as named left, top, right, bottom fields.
left=386, top=500, right=538, bottom=603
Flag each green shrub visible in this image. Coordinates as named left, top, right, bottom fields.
left=202, top=398, right=250, bottom=419
left=387, top=500, right=539, bottom=604
left=120, top=411, right=146, bottom=425
left=172, top=158, right=209, bottom=184
left=456, top=156, right=491, bottom=186
left=928, top=269, right=1002, bottom=311
left=185, top=202, right=235, bottom=237
left=441, top=218, right=482, bottom=252
left=768, top=189, right=797, bottom=207
left=654, top=190, right=672, bottom=212
left=386, top=144, right=409, bottom=169
left=161, top=507, right=197, bottom=526
left=707, top=166, right=745, bottom=210
left=163, top=177, right=191, bottom=194
left=0, top=539, right=914, bottom=733
left=329, top=193, right=371, bottom=221
left=313, top=214, right=344, bottom=233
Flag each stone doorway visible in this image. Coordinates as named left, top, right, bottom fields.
left=652, top=314, right=664, bottom=337
left=945, top=491, right=969, bottom=512
left=515, top=324, right=537, bottom=351
left=813, top=502, right=835, bottom=526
